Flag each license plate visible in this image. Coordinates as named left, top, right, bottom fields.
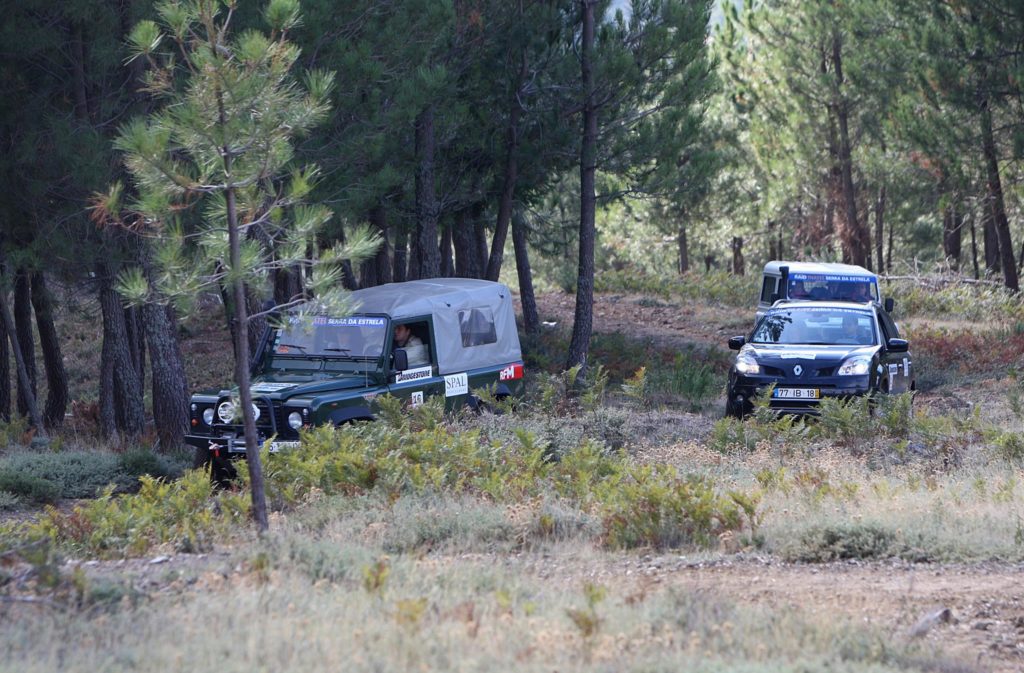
left=228, top=440, right=300, bottom=453
left=772, top=388, right=820, bottom=399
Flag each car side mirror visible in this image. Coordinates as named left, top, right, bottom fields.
left=886, top=338, right=909, bottom=353
left=884, top=297, right=895, bottom=313
left=392, top=348, right=409, bottom=372
left=728, top=336, right=746, bottom=350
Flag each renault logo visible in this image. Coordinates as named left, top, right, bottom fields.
left=793, top=364, right=803, bottom=376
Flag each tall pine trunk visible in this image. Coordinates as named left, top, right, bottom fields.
left=393, top=228, right=408, bottom=283
left=13, top=270, right=35, bottom=419
left=97, top=265, right=143, bottom=440
left=874, top=186, right=886, bottom=274
left=0, top=284, right=43, bottom=436
left=486, top=55, right=527, bottom=282
left=831, top=33, right=867, bottom=268
left=678, top=224, right=689, bottom=274
left=360, top=205, right=391, bottom=288
left=511, top=209, right=539, bottom=334
left=30, top=273, right=68, bottom=429
left=0, top=307, right=9, bottom=421
left=982, top=195, right=1000, bottom=274
left=980, top=103, right=1018, bottom=291
left=141, top=297, right=189, bottom=451
left=415, top=105, right=440, bottom=280
left=454, top=208, right=484, bottom=278
left=567, top=0, right=597, bottom=372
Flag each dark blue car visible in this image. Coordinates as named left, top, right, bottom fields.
left=726, top=301, right=914, bottom=417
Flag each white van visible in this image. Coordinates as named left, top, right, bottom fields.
left=756, top=261, right=891, bottom=322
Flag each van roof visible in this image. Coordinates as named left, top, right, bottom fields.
left=762, top=261, right=877, bottom=279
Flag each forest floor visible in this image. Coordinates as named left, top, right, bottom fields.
left=3, top=288, right=1023, bottom=672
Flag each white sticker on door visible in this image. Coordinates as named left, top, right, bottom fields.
left=395, top=366, right=432, bottom=384
left=444, top=372, right=468, bottom=397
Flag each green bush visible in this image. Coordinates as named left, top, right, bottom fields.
left=785, top=523, right=899, bottom=562
left=25, top=471, right=251, bottom=557
left=0, top=470, right=59, bottom=505
left=0, top=449, right=186, bottom=500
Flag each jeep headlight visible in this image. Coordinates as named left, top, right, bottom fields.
left=838, top=356, right=871, bottom=376
left=202, top=408, right=215, bottom=426
left=217, top=401, right=235, bottom=423
left=735, top=353, right=760, bottom=375
left=287, top=412, right=303, bottom=430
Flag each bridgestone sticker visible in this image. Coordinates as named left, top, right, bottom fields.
left=395, top=366, right=432, bottom=384
left=444, top=372, right=469, bottom=397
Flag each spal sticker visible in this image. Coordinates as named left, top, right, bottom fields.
left=444, top=372, right=468, bottom=397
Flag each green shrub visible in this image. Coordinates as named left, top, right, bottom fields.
left=0, top=490, right=20, bottom=510
left=811, top=397, right=873, bottom=443
left=0, top=470, right=60, bottom=505
left=785, top=523, right=898, bottom=562
left=992, top=431, right=1024, bottom=463
left=26, top=471, right=250, bottom=557
left=595, top=466, right=751, bottom=549
left=0, top=449, right=185, bottom=501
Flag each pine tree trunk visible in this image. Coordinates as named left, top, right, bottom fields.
left=141, top=299, right=189, bottom=451
left=831, top=33, right=867, bottom=268
left=227, top=183, right=269, bottom=532
left=511, top=208, right=539, bottom=334
left=969, top=207, right=979, bottom=280
left=731, top=236, right=745, bottom=276
left=678, top=224, right=689, bottom=275
left=360, top=205, right=391, bottom=288
left=942, top=195, right=962, bottom=271
left=440, top=224, right=454, bottom=277
left=415, top=105, right=440, bottom=280
left=980, top=103, right=1018, bottom=291
left=485, top=55, right=527, bottom=282
left=874, top=187, right=886, bottom=273
left=393, top=228, right=408, bottom=283
left=124, top=305, right=145, bottom=393
left=0, top=310, right=9, bottom=422
left=0, top=285, right=43, bottom=436
left=30, top=273, right=67, bottom=429
left=982, top=195, right=1000, bottom=274
left=13, top=270, right=35, bottom=419
left=97, top=266, right=143, bottom=439
left=567, top=0, right=597, bottom=372
left=454, top=209, right=483, bottom=278
left=473, top=202, right=489, bottom=276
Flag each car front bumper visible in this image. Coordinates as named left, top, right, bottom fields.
left=729, top=374, right=873, bottom=415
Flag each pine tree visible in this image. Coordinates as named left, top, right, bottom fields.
left=105, top=0, right=378, bottom=532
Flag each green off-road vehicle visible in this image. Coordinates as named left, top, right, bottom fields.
left=185, top=279, right=525, bottom=469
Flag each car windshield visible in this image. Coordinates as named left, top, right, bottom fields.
left=272, top=314, right=388, bottom=359
left=786, top=274, right=877, bottom=303
left=753, top=307, right=876, bottom=346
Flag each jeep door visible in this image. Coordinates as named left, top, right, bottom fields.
left=387, top=317, right=445, bottom=408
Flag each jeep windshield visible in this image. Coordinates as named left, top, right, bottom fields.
left=753, top=307, right=877, bottom=346
left=786, top=274, right=877, bottom=303
left=270, top=314, right=388, bottom=362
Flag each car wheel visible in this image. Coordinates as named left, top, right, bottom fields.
left=725, top=394, right=744, bottom=419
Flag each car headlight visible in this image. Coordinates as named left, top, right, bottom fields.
left=287, top=412, right=303, bottom=430
left=735, top=353, right=760, bottom=375
left=837, top=356, right=872, bottom=376
left=202, top=408, right=215, bottom=425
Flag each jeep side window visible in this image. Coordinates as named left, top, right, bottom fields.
left=393, top=321, right=430, bottom=369
left=759, top=277, right=777, bottom=303
left=458, top=307, right=497, bottom=347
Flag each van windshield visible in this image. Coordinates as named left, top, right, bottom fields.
left=787, top=274, right=877, bottom=303
left=272, top=315, right=388, bottom=359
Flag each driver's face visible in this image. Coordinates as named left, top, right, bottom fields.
left=394, top=324, right=410, bottom=345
